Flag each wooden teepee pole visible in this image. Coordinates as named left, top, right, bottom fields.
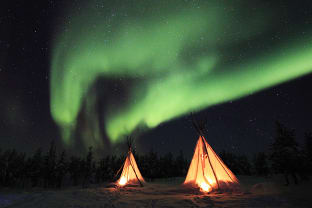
left=202, top=136, right=220, bottom=190
left=194, top=140, right=200, bottom=183
left=115, top=160, right=126, bottom=180
left=209, top=145, right=237, bottom=183
left=129, top=151, right=143, bottom=187
left=198, top=139, right=213, bottom=187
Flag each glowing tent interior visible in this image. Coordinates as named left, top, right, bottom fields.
left=116, top=137, right=145, bottom=187
left=184, top=117, right=239, bottom=192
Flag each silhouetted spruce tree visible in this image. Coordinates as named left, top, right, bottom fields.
left=2, top=149, right=20, bottom=186
left=82, top=147, right=94, bottom=187
left=29, top=148, right=43, bottom=187
left=237, top=155, right=252, bottom=175
left=158, top=154, right=165, bottom=178
left=138, top=154, right=148, bottom=179
left=2, top=150, right=10, bottom=186
left=174, top=150, right=187, bottom=177
left=0, top=148, right=3, bottom=186
left=107, top=155, right=114, bottom=180
left=109, top=155, right=119, bottom=180
left=24, top=157, right=32, bottom=187
left=43, top=141, right=57, bottom=188
left=68, top=156, right=82, bottom=186
left=219, top=150, right=240, bottom=174
left=96, top=156, right=110, bottom=183
left=92, top=160, right=96, bottom=183
left=21, top=153, right=31, bottom=188
left=253, top=152, right=269, bottom=177
left=159, top=152, right=174, bottom=178
left=0, top=149, right=27, bottom=187
left=1, top=150, right=10, bottom=186
left=56, top=150, right=67, bottom=188
left=270, top=121, right=300, bottom=185
left=13, top=152, right=27, bottom=187
left=304, top=132, right=312, bottom=173
left=95, top=162, right=100, bottom=183
left=146, top=148, right=159, bottom=180
left=95, top=159, right=102, bottom=184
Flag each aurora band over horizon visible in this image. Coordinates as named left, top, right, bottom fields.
left=50, top=0, right=312, bottom=146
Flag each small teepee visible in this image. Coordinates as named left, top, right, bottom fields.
left=184, top=116, right=239, bottom=192
left=116, top=136, right=145, bottom=187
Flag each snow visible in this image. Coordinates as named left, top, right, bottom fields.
left=1, top=175, right=311, bottom=208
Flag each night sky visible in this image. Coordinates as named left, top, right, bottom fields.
left=1, top=0, right=312, bottom=159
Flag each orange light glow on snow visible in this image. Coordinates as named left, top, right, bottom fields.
left=119, top=176, right=127, bottom=186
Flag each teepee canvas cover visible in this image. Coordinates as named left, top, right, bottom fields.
left=116, top=138, right=145, bottom=187
left=184, top=118, right=239, bottom=192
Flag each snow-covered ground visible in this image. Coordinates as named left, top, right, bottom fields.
left=1, top=175, right=311, bottom=208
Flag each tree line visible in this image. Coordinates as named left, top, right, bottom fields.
left=0, top=143, right=189, bottom=188
left=0, top=121, right=311, bottom=188
left=220, top=121, right=312, bottom=185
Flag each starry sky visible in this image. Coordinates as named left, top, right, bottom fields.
left=1, top=0, right=312, bottom=158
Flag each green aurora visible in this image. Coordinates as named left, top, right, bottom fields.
left=51, top=0, right=312, bottom=146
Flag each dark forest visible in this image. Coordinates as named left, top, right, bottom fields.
left=1, top=121, right=311, bottom=189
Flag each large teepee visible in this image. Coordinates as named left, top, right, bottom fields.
left=184, top=117, right=239, bottom=192
left=116, top=137, right=145, bottom=187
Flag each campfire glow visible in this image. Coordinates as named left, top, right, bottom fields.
left=118, top=176, right=127, bottom=186
left=199, top=182, right=211, bottom=192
